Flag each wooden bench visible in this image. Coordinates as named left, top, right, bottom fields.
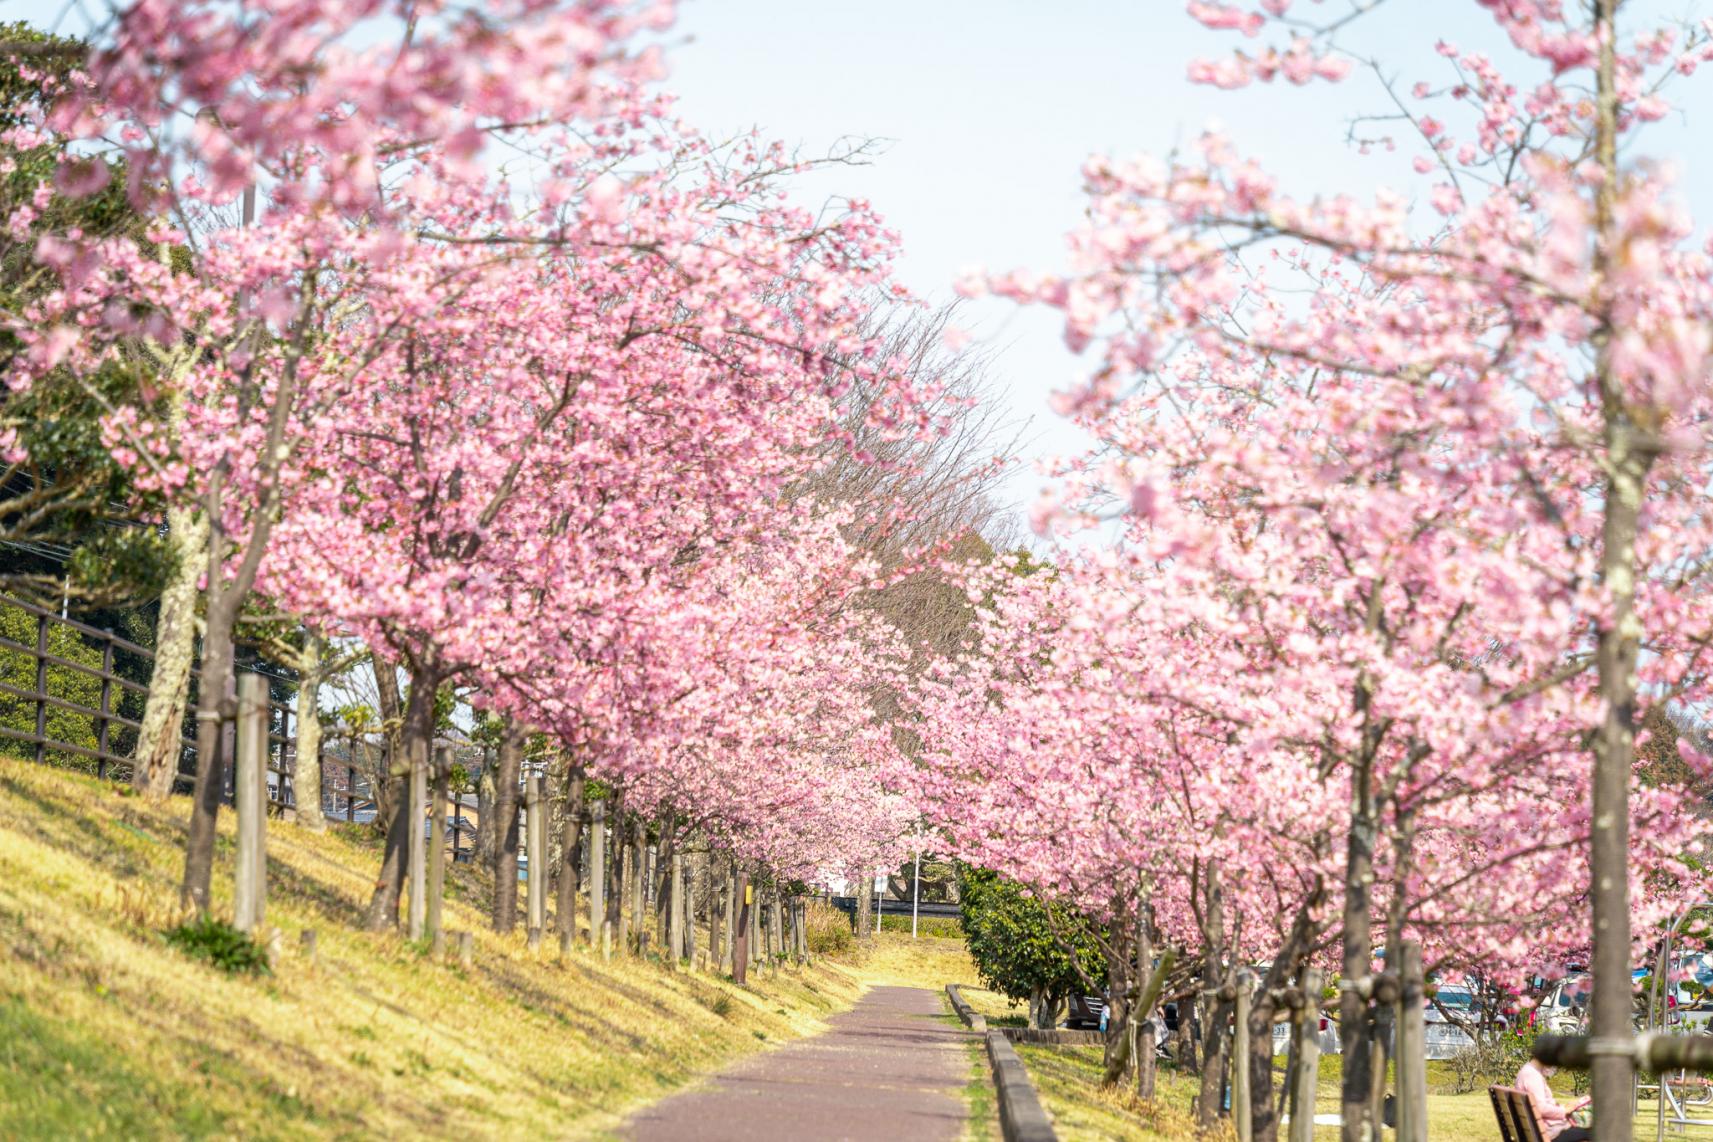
left=1489, top=1085, right=1546, bottom=1142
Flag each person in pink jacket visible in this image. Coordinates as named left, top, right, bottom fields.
left=1516, top=1057, right=1592, bottom=1141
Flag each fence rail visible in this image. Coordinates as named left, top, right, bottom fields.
left=0, top=593, right=301, bottom=806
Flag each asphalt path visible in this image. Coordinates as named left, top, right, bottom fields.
left=623, top=985, right=970, bottom=1141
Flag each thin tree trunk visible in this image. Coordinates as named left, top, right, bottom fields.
left=557, top=764, right=585, bottom=945
left=1135, top=903, right=1157, bottom=1101
left=179, top=584, right=239, bottom=913
left=1195, top=864, right=1231, bottom=1128
left=372, top=656, right=405, bottom=835
left=474, top=744, right=497, bottom=867
left=292, top=634, right=326, bottom=831
left=1588, top=3, right=1647, bottom=1137
left=1102, top=905, right=1136, bottom=1085
left=1339, top=755, right=1377, bottom=1142
left=364, top=665, right=438, bottom=931
left=131, top=505, right=206, bottom=800
left=855, top=873, right=872, bottom=939
left=608, top=790, right=627, bottom=949
left=628, top=819, right=646, bottom=953
left=491, top=719, right=524, bottom=932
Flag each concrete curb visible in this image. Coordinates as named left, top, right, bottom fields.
left=985, top=1029, right=1059, bottom=1142
left=945, top=985, right=1057, bottom=1142
left=999, top=1027, right=1104, bottom=1046
left=945, top=983, right=987, bottom=1033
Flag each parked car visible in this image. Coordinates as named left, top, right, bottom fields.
left=1271, top=1010, right=1342, bottom=1057
left=1533, top=973, right=1591, bottom=1035
left=1423, top=984, right=1485, bottom=1060
left=1067, top=993, right=1106, bottom=1030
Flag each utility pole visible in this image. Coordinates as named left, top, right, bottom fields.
left=911, top=852, right=921, bottom=940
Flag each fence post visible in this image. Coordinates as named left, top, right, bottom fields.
left=96, top=636, right=114, bottom=777
left=428, top=745, right=448, bottom=950
left=278, top=701, right=292, bottom=807
left=220, top=668, right=237, bottom=804
left=233, top=673, right=269, bottom=933
left=1288, top=968, right=1322, bottom=1142
left=407, top=744, right=427, bottom=940
left=526, top=772, right=545, bottom=946
left=33, top=612, right=48, bottom=765
left=1234, top=970, right=1253, bottom=1142
left=588, top=799, right=606, bottom=949
left=668, top=851, right=684, bottom=968
left=1397, top=944, right=1427, bottom=1142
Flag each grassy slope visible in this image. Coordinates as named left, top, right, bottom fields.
left=0, top=760, right=961, bottom=1140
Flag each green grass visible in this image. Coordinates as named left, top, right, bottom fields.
left=0, top=759, right=892, bottom=1138
left=936, top=998, right=998, bottom=1141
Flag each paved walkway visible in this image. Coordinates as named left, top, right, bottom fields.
left=624, top=985, right=970, bottom=1141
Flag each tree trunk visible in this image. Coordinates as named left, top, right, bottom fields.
left=179, top=583, right=239, bottom=913
left=131, top=505, right=206, bottom=801
left=709, top=856, right=724, bottom=968
left=855, top=873, right=872, bottom=939
left=372, top=656, right=405, bottom=836
left=1135, top=904, right=1157, bottom=1101
left=722, top=865, right=736, bottom=973
left=490, top=719, right=524, bottom=932
left=364, top=665, right=438, bottom=931
left=1102, top=908, right=1136, bottom=1085
left=610, top=793, right=630, bottom=950
left=474, top=744, right=497, bottom=867
left=292, top=634, right=326, bottom=831
left=1195, top=865, right=1231, bottom=1129
left=1588, top=4, right=1646, bottom=1137
left=1339, top=761, right=1377, bottom=1142
left=1249, top=991, right=1283, bottom=1142
left=557, top=764, right=585, bottom=945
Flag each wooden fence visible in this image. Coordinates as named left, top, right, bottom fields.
left=0, top=593, right=300, bottom=806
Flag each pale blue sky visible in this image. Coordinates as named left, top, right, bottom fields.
left=662, top=1, right=1713, bottom=516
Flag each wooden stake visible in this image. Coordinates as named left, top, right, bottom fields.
left=1288, top=968, right=1323, bottom=1142
left=407, top=743, right=427, bottom=940
left=587, top=799, right=606, bottom=949
left=233, top=673, right=268, bottom=933
left=1397, top=944, right=1427, bottom=1142
left=1233, top=971, right=1252, bottom=1142
left=427, top=745, right=448, bottom=946
left=525, top=773, right=545, bottom=934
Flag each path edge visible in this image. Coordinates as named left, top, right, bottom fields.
left=984, top=1029, right=1058, bottom=1142
left=945, top=984, right=1058, bottom=1142
left=945, top=983, right=987, bottom=1032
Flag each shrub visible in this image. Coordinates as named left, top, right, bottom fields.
left=163, top=915, right=271, bottom=976
left=804, top=901, right=854, bottom=956
left=1447, top=1024, right=1537, bottom=1094
left=879, top=913, right=963, bottom=939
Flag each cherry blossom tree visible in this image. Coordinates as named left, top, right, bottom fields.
left=950, top=3, right=1713, bottom=1137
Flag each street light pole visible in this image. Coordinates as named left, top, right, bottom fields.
left=912, top=852, right=921, bottom=940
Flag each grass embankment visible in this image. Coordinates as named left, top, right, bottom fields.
left=0, top=760, right=932, bottom=1139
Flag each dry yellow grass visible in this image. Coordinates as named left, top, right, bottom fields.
left=0, top=760, right=901, bottom=1139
